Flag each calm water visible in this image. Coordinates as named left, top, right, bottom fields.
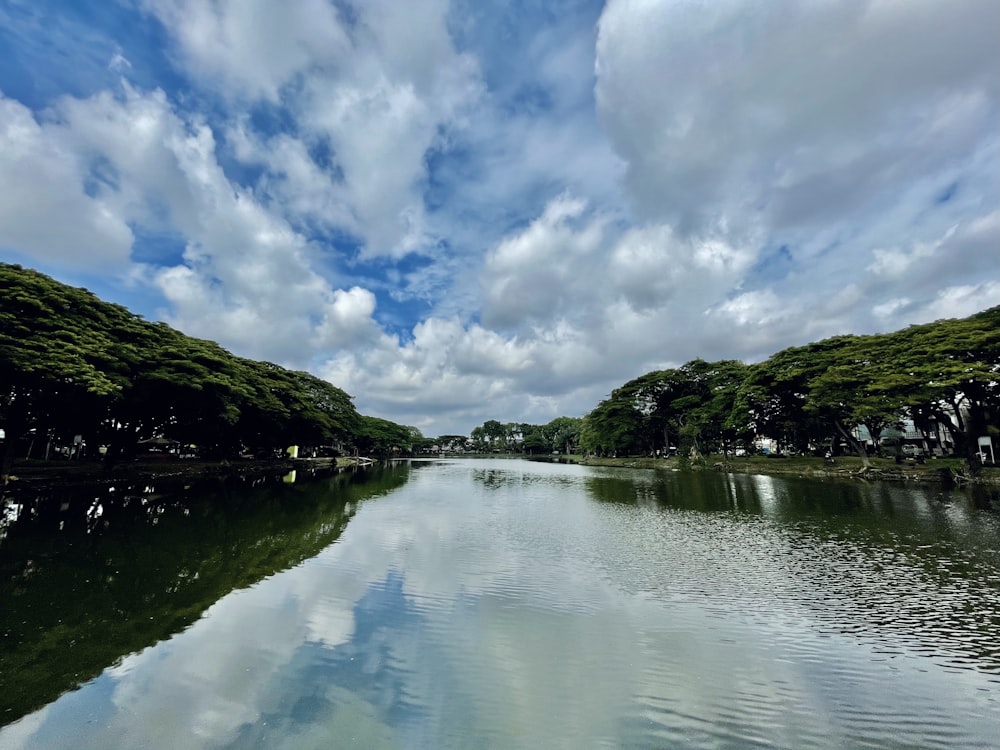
left=2, top=459, right=999, bottom=748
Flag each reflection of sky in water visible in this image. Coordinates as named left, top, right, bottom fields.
left=3, top=460, right=999, bottom=749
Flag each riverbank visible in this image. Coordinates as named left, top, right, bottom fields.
left=564, top=453, right=1000, bottom=486
left=0, top=456, right=373, bottom=499
left=4, top=453, right=998, bottom=500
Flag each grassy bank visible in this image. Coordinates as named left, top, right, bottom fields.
left=5, top=453, right=998, bottom=497
left=564, top=453, right=1000, bottom=486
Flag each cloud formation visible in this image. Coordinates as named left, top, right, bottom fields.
left=0, top=0, right=997, bottom=433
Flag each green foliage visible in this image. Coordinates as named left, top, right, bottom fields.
left=0, top=263, right=372, bottom=474
left=0, top=463, right=411, bottom=722
left=521, top=430, right=551, bottom=454
left=582, top=307, right=1000, bottom=465
left=581, top=397, right=645, bottom=456
left=465, top=416, right=582, bottom=455
left=355, top=415, right=419, bottom=456
left=547, top=416, right=582, bottom=454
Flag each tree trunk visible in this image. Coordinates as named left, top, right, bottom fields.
left=1, top=436, right=16, bottom=486
left=835, top=421, right=871, bottom=469
left=1, top=401, right=31, bottom=485
left=963, top=400, right=989, bottom=471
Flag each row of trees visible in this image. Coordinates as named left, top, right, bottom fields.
left=0, top=264, right=419, bottom=479
left=6, top=263, right=996, bottom=476
left=466, top=417, right=583, bottom=455
left=579, top=306, right=1000, bottom=467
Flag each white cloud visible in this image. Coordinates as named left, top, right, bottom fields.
left=300, top=74, right=440, bottom=258
left=610, top=224, right=753, bottom=311
left=586, top=0, right=999, bottom=363
left=482, top=195, right=606, bottom=329
left=872, top=297, right=911, bottom=320
left=297, top=8, right=482, bottom=258
left=225, top=125, right=358, bottom=234
left=317, top=196, right=766, bottom=432
left=595, top=0, right=1000, bottom=232
left=37, top=82, right=387, bottom=365
left=711, top=290, right=784, bottom=328
left=0, top=93, right=133, bottom=265
left=312, top=286, right=380, bottom=350
left=140, top=0, right=351, bottom=101
left=921, top=281, right=1000, bottom=322
left=0, top=0, right=997, bottom=435
left=145, top=0, right=483, bottom=259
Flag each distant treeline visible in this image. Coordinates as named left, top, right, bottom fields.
left=578, top=306, right=1000, bottom=466
left=456, top=417, right=583, bottom=455
left=0, top=264, right=421, bottom=478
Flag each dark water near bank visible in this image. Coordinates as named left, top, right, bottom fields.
left=2, top=460, right=998, bottom=748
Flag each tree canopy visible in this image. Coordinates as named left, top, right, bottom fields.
left=0, top=263, right=414, bottom=479
left=581, top=308, right=1000, bottom=466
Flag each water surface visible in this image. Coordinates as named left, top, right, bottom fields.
left=2, top=459, right=998, bottom=748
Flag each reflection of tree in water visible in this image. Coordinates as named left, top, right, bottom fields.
left=584, top=469, right=1000, bottom=676
left=0, top=463, right=410, bottom=725
left=473, top=469, right=504, bottom=488
left=473, top=466, right=582, bottom=493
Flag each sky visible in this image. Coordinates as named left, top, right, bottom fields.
left=1, top=0, right=998, bottom=436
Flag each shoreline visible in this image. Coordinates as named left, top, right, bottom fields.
left=0, top=456, right=372, bottom=500
left=566, top=454, right=1000, bottom=487
left=3, top=453, right=998, bottom=502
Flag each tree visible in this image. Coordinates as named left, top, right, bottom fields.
left=672, top=359, right=747, bottom=458
left=547, top=416, right=582, bottom=454
left=581, top=397, right=644, bottom=456
left=613, top=370, right=681, bottom=453
left=0, top=263, right=370, bottom=473
left=354, top=416, right=416, bottom=457
left=435, top=435, right=468, bottom=452
left=890, top=309, right=1000, bottom=462
left=521, top=430, right=551, bottom=454
left=805, top=335, right=908, bottom=465
left=469, top=426, right=486, bottom=452
left=0, top=266, right=126, bottom=478
left=481, top=419, right=508, bottom=452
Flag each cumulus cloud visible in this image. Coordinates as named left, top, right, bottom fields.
left=312, top=286, right=381, bottom=350
left=319, top=193, right=767, bottom=429
left=139, top=0, right=351, bottom=101
left=588, top=0, right=999, bottom=357
left=595, top=0, right=999, bottom=232
left=920, top=281, right=1000, bottom=322
left=0, top=93, right=133, bottom=265
left=0, top=0, right=997, bottom=434
left=143, top=0, right=483, bottom=258
left=482, top=195, right=606, bottom=329
left=26, top=81, right=385, bottom=365
left=868, top=213, right=1000, bottom=293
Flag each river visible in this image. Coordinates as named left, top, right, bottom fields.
left=1, top=459, right=998, bottom=748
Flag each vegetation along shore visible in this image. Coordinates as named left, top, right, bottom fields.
left=2, top=262, right=998, bottom=495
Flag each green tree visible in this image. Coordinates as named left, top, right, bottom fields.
left=0, top=263, right=368, bottom=473
left=0, top=266, right=126, bottom=479
left=354, top=416, right=416, bottom=457
left=547, top=416, right=582, bottom=454
left=581, top=397, right=644, bottom=456
left=521, top=430, right=551, bottom=454
left=481, top=419, right=508, bottom=452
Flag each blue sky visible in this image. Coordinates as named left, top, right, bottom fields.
left=1, top=0, right=998, bottom=435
